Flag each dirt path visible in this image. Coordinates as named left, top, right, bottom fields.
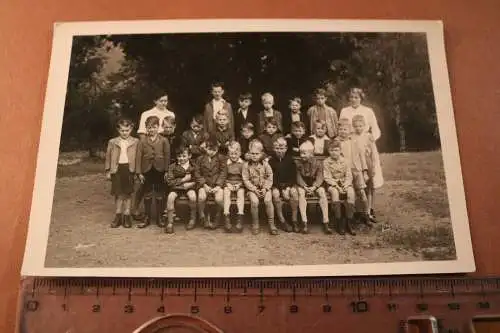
left=45, top=170, right=450, bottom=268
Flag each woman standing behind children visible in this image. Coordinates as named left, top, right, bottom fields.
left=307, top=88, right=338, bottom=139
left=136, top=116, right=171, bottom=229
left=258, top=93, right=283, bottom=134
left=105, top=119, right=139, bottom=229
left=137, top=94, right=175, bottom=139
left=339, top=88, right=381, bottom=141
left=165, top=146, right=197, bottom=233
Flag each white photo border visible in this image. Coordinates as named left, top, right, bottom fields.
left=21, top=19, right=475, bottom=277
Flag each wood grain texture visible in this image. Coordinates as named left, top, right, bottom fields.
left=0, top=0, right=499, bottom=331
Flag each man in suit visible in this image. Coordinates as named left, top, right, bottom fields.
left=203, top=82, right=234, bottom=138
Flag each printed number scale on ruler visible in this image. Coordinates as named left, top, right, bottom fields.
left=19, top=277, right=500, bottom=333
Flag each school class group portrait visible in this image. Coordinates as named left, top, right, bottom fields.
left=105, top=82, right=383, bottom=237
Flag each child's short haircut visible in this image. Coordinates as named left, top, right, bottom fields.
left=273, top=136, right=288, bottom=148
left=265, top=117, right=279, bottom=128
left=211, top=82, right=224, bottom=89
left=314, top=88, right=327, bottom=98
left=249, top=139, right=264, bottom=152
left=156, top=93, right=168, bottom=100
left=349, top=87, right=366, bottom=100
left=291, top=121, right=306, bottom=130
left=205, top=137, right=220, bottom=150
left=352, top=114, right=366, bottom=125
left=163, top=116, right=176, bottom=126
left=299, top=141, right=314, bottom=153
left=239, top=92, right=252, bottom=101
left=328, top=139, right=342, bottom=150
left=289, top=97, right=302, bottom=105
left=145, top=116, right=160, bottom=127
left=241, top=122, right=255, bottom=131
left=227, top=141, right=242, bottom=153
left=338, top=118, right=351, bottom=128
left=116, top=118, right=134, bottom=129
left=216, top=110, right=229, bottom=120
left=315, top=120, right=327, bottom=130
left=191, top=114, right=204, bottom=125
left=261, top=92, right=274, bottom=103
left=176, top=145, right=191, bottom=157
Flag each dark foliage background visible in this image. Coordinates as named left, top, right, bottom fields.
left=61, top=32, right=439, bottom=154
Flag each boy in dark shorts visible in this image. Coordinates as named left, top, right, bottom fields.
left=136, top=116, right=170, bottom=228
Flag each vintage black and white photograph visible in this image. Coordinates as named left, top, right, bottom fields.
left=21, top=20, right=474, bottom=277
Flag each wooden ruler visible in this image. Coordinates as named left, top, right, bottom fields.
left=17, top=277, right=500, bottom=333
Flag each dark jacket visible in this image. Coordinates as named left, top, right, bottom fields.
left=194, top=153, right=227, bottom=188
left=160, top=132, right=180, bottom=161
left=234, top=108, right=258, bottom=139
left=282, top=111, right=310, bottom=137
left=203, top=100, right=234, bottom=137
left=285, top=134, right=309, bottom=157
left=257, top=109, right=283, bottom=134
left=268, top=153, right=297, bottom=189
left=214, top=126, right=235, bottom=155
left=166, top=162, right=196, bottom=191
left=258, top=132, right=281, bottom=156
left=180, top=130, right=210, bottom=159
left=136, top=135, right=170, bottom=174
left=239, top=135, right=256, bottom=159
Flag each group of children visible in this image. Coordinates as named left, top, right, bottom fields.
left=104, top=83, right=383, bottom=236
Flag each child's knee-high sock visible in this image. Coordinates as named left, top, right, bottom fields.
left=250, top=204, right=259, bottom=228
left=236, top=191, right=245, bottom=215
left=133, top=185, right=145, bottom=214
left=274, top=197, right=285, bottom=223
left=332, top=202, right=342, bottom=221
left=198, top=200, right=206, bottom=219
left=123, top=197, right=131, bottom=215
left=115, top=197, right=124, bottom=214
left=319, top=194, right=329, bottom=223
left=223, top=190, right=231, bottom=216
left=290, top=198, right=299, bottom=223
left=265, top=201, right=275, bottom=227
left=188, top=200, right=197, bottom=221
left=298, top=195, right=308, bottom=223
left=366, top=188, right=373, bottom=213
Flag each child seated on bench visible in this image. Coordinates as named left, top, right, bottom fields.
left=268, top=137, right=299, bottom=233
left=165, top=146, right=197, bottom=233
left=295, top=141, right=331, bottom=234
left=194, top=138, right=226, bottom=229
left=242, top=139, right=276, bottom=235
left=223, top=141, right=245, bottom=233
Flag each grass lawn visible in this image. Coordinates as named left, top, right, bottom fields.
left=45, top=150, right=456, bottom=268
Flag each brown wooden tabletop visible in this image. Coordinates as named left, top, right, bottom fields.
left=0, top=0, right=499, bottom=332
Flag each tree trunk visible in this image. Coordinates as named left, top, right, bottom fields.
left=394, top=105, right=406, bottom=152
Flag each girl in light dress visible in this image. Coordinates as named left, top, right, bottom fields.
left=339, top=88, right=383, bottom=222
